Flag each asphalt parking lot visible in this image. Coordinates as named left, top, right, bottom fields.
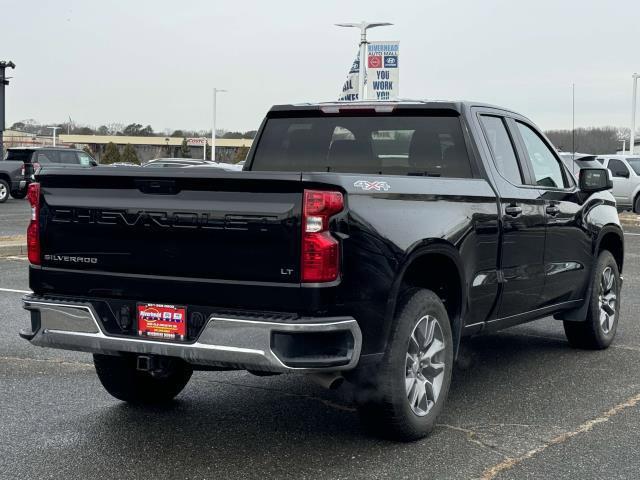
left=0, top=197, right=29, bottom=237
left=1, top=212, right=640, bottom=479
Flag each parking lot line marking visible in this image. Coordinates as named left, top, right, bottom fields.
left=0, top=287, right=31, bottom=294
left=481, top=391, right=640, bottom=479
left=624, top=232, right=640, bottom=236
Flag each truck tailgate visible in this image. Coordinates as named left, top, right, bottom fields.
left=38, top=169, right=304, bottom=284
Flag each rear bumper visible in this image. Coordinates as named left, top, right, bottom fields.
left=21, top=295, right=362, bottom=373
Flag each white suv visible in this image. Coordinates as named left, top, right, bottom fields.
left=596, top=155, right=640, bottom=212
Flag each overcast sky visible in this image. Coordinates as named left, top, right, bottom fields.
left=2, top=0, right=639, bottom=133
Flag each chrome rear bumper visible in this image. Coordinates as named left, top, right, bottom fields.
left=22, top=296, right=362, bottom=373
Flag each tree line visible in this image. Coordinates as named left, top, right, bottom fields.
left=544, top=126, right=635, bottom=154
left=8, top=119, right=257, bottom=140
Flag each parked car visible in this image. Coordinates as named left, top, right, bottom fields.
left=558, top=152, right=602, bottom=178
left=0, top=149, right=28, bottom=202
left=595, top=155, right=640, bottom=212
left=142, top=158, right=214, bottom=168
left=22, top=101, right=622, bottom=441
left=5, top=146, right=97, bottom=183
left=102, top=162, right=141, bottom=167
left=186, top=161, right=243, bottom=172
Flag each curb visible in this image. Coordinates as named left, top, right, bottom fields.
left=0, top=236, right=27, bottom=257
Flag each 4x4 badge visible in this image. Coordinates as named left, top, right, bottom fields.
left=353, top=180, right=391, bottom=192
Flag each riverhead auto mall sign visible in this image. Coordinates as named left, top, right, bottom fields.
left=339, top=41, right=399, bottom=101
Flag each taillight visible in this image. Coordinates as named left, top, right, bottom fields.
left=301, top=190, right=344, bottom=283
left=26, top=183, right=41, bottom=265
left=21, top=164, right=25, bottom=177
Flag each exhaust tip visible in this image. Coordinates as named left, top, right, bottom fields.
left=309, top=372, right=344, bottom=390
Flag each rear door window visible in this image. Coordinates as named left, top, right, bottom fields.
left=251, top=115, right=474, bottom=178
left=36, top=151, right=57, bottom=164
left=608, top=159, right=629, bottom=178
left=479, top=115, right=523, bottom=185
left=58, top=151, right=80, bottom=164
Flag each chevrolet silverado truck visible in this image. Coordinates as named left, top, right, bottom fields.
left=21, top=101, right=623, bottom=441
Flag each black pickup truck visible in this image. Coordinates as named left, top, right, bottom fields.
left=21, top=101, right=623, bottom=441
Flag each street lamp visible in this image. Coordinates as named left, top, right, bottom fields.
left=0, top=60, right=16, bottom=157
left=212, top=88, right=227, bottom=162
left=630, top=73, right=639, bottom=155
left=335, top=21, right=393, bottom=101
left=46, top=126, right=60, bottom=147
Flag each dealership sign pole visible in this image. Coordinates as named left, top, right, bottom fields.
left=336, top=22, right=392, bottom=101
left=0, top=61, right=16, bottom=157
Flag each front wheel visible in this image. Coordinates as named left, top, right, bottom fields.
left=634, top=195, right=640, bottom=214
left=356, top=288, right=453, bottom=441
left=563, top=251, right=621, bottom=349
left=94, top=354, right=193, bottom=404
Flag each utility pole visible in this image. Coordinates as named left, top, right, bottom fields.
left=335, top=22, right=393, bottom=101
left=0, top=61, right=16, bottom=158
left=212, top=88, right=227, bottom=162
left=631, top=73, right=639, bottom=155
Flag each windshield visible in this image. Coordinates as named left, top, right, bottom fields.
left=626, top=158, right=640, bottom=175
left=251, top=115, right=474, bottom=177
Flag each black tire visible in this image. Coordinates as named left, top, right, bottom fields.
left=634, top=195, right=640, bottom=214
left=93, top=354, right=193, bottom=404
left=10, top=190, right=27, bottom=200
left=563, top=251, right=621, bottom=349
left=355, top=288, right=454, bottom=441
left=0, top=179, right=9, bottom=203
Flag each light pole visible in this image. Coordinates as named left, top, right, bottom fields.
left=0, top=60, right=16, bottom=157
left=335, top=21, right=393, bottom=101
left=212, top=88, right=227, bottom=162
left=47, top=126, right=60, bottom=147
left=630, top=73, right=639, bottom=155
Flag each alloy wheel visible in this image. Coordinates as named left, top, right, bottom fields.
left=405, top=315, right=446, bottom=417
left=598, top=266, right=617, bottom=334
left=0, top=183, right=7, bottom=201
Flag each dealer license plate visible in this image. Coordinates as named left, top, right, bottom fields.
left=137, top=303, right=187, bottom=341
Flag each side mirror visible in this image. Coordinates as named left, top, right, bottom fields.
left=579, top=168, right=612, bottom=193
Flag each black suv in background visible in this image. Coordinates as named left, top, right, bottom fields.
left=0, top=147, right=97, bottom=202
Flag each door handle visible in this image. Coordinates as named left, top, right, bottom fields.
left=505, top=205, right=522, bottom=217
left=546, top=205, right=560, bottom=216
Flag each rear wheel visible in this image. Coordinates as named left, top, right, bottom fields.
left=0, top=179, right=9, bottom=203
left=356, top=288, right=453, bottom=441
left=93, top=354, right=193, bottom=404
left=563, top=251, right=620, bottom=349
left=634, top=195, right=640, bottom=214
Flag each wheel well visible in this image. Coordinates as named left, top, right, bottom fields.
left=599, top=232, right=623, bottom=273
left=0, top=173, right=10, bottom=184
left=399, top=252, right=463, bottom=350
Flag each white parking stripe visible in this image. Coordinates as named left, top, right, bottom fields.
left=0, top=287, right=31, bottom=294
left=624, top=232, right=640, bottom=236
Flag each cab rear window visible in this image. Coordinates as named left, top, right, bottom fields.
left=5, top=150, right=32, bottom=162
left=251, top=115, right=474, bottom=178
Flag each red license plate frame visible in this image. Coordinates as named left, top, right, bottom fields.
left=137, top=303, right=187, bottom=341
